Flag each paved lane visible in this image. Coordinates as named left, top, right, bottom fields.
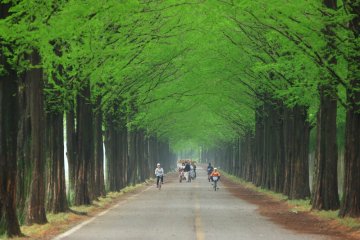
left=54, top=167, right=325, bottom=240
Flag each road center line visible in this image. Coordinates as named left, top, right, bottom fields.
left=195, top=183, right=205, bottom=240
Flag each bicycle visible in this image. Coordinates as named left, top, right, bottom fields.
left=157, top=176, right=163, bottom=190
left=212, top=176, right=219, bottom=191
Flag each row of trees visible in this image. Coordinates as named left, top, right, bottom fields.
left=0, top=0, right=359, bottom=237
left=0, top=0, right=180, bottom=237
left=200, top=0, right=359, bottom=218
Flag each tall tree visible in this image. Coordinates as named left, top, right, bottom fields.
left=26, top=50, right=48, bottom=224
left=339, top=0, right=360, bottom=218
left=45, top=111, right=68, bottom=213
left=312, top=0, right=340, bottom=211
left=74, top=82, right=93, bottom=205
left=0, top=4, right=21, bottom=235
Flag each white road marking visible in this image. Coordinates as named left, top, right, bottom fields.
left=52, top=185, right=153, bottom=240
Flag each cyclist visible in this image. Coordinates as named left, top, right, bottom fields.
left=184, top=160, right=191, bottom=182
left=192, top=162, right=197, bottom=179
left=207, top=163, right=214, bottom=182
left=155, top=163, right=164, bottom=187
left=210, top=168, right=220, bottom=181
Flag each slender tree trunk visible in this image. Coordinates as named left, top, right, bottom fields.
left=127, top=131, right=136, bottom=186
left=74, top=82, right=93, bottom=205
left=26, top=50, right=48, bottom=225
left=312, top=84, right=340, bottom=209
left=312, top=0, right=340, bottom=210
left=283, top=106, right=311, bottom=199
left=339, top=1, right=360, bottom=217
left=16, top=74, right=32, bottom=223
left=94, top=101, right=105, bottom=197
left=105, top=121, right=120, bottom=191
left=0, top=34, right=22, bottom=235
left=66, top=108, right=76, bottom=201
left=254, top=108, right=264, bottom=186
left=46, top=111, right=68, bottom=213
left=289, top=106, right=310, bottom=199
left=120, top=128, right=128, bottom=188
left=283, top=107, right=294, bottom=196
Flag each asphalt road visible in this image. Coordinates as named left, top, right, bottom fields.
left=53, top=167, right=326, bottom=240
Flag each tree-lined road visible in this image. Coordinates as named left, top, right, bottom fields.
left=54, top=168, right=325, bottom=240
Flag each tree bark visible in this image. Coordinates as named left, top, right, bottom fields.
left=0, top=25, right=22, bottom=235
left=26, top=50, right=48, bottom=225
left=66, top=108, right=76, bottom=200
left=127, top=131, right=137, bottom=186
left=94, top=100, right=105, bottom=197
left=74, top=82, right=93, bottom=206
left=339, top=0, right=360, bottom=217
left=46, top=111, right=68, bottom=213
left=312, top=84, right=340, bottom=210
left=312, top=0, right=340, bottom=210
left=16, top=74, right=32, bottom=223
left=289, top=106, right=310, bottom=199
left=283, top=106, right=310, bottom=199
left=254, top=108, right=264, bottom=186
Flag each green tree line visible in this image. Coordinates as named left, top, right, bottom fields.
left=0, top=0, right=359, bottom=238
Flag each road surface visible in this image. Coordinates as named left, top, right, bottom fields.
left=53, top=167, right=326, bottom=240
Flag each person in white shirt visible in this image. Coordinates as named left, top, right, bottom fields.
left=155, top=163, right=164, bottom=187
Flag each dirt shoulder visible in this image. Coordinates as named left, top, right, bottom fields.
left=221, top=176, right=360, bottom=240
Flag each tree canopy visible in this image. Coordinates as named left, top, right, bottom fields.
left=0, top=0, right=357, bottom=151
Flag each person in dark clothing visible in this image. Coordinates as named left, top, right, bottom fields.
left=184, top=161, right=191, bottom=182
left=207, top=163, right=214, bottom=182
left=184, top=161, right=191, bottom=172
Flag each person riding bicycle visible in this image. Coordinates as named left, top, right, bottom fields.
left=155, top=163, right=164, bottom=187
left=207, top=163, right=214, bottom=182
left=192, top=162, right=197, bottom=178
left=184, top=160, right=191, bottom=182
left=210, top=168, right=220, bottom=181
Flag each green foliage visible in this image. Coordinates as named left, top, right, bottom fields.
left=1, top=0, right=357, bottom=151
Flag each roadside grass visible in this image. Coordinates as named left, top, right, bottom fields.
left=0, top=182, right=148, bottom=240
left=223, top=172, right=360, bottom=231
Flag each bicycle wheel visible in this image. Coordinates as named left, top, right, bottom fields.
left=214, top=181, right=217, bottom=191
left=158, top=179, right=162, bottom=190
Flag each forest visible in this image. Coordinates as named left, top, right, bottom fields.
left=0, top=0, right=359, bottom=237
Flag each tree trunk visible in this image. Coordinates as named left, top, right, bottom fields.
left=16, top=74, right=32, bottom=223
left=254, top=108, right=264, bottom=186
left=283, top=106, right=311, bottom=199
left=74, top=82, right=93, bottom=205
left=120, top=128, right=128, bottom=188
left=105, top=121, right=120, bottom=192
left=127, top=131, right=137, bottom=186
left=94, top=100, right=105, bottom=197
left=289, top=106, right=310, bottom=199
left=26, top=50, right=48, bottom=225
left=312, top=0, right=340, bottom=210
left=339, top=88, right=360, bottom=217
left=0, top=28, right=22, bottom=235
left=66, top=108, right=76, bottom=202
left=339, top=1, right=360, bottom=217
left=46, top=111, right=68, bottom=213
left=312, top=85, right=340, bottom=210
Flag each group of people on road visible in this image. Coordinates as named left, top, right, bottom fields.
left=178, top=160, right=196, bottom=182
left=155, top=161, right=220, bottom=188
